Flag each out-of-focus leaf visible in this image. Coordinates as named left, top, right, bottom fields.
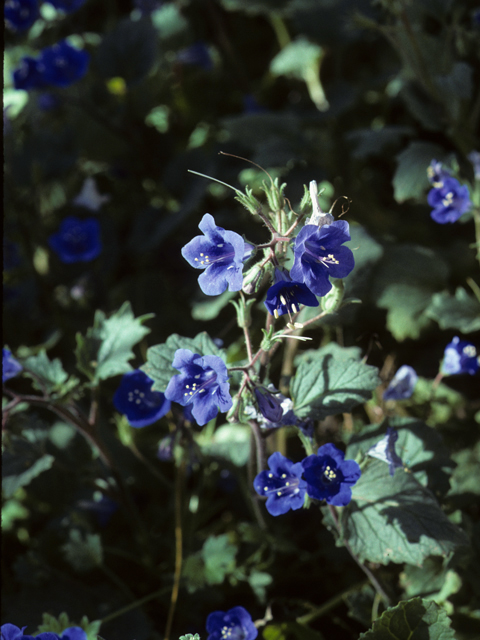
left=270, top=37, right=322, bottom=81
left=202, top=534, right=237, bottom=585
left=425, top=287, right=480, bottom=333
left=142, top=332, right=223, bottom=392
left=62, top=530, right=103, bottom=572
left=346, top=126, right=414, bottom=160
left=291, top=345, right=380, bottom=419
left=199, top=423, right=251, bottom=466
left=329, top=459, right=467, bottom=566
left=400, top=557, right=461, bottom=614
left=359, top=597, right=455, bottom=640
left=393, top=141, right=444, bottom=202
left=448, top=443, right=480, bottom=497
left=263, top=622, right=324, bottom=640
left=191, top=289, right=236, bottom=321
left=75, top=301, right=153, bottom=382
left=2, top=440, right=55, bottom=499
left=409, top=377, right=464, bottom=426
left=248, top=570, right=272, bottom=603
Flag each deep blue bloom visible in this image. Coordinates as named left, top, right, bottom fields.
left=254, top=387, right=284, bottom=422
left=13, top=57, right=47, bottom=91
left=206, top=607, right=257, bottom=640
left=367, top=427, right=403, bottom=477
left=290, top=220, right=355, bottom=297
left=427, top=177, right=472, bottom=224
left=3, top=348, right=23, bottom=383
left=253, top=452, right=307, bottom=516
left=177, top=41, right=213, bottom=71
left=114, top=370, right=171, bottom=428
left=44, top=0, right=86, bottom=12
left=264, top=268, right=318, bottom=319
left=383, top=365, right=418, bottom=401
left=4, top=0, right=39, bottom=32
left=38, top=41, right=90, bottom=88
left=0, top=626, right=86, bottom=640
left=302, top=443, right=361, bottom=506
left=442, top=336, right=479, bottom=376
left=48, top=216, right=101, bottom=263
left=164, top=349, right=233, bottom=426
left=426, top=159, right=451, bottom=186
left=181, top=214, right=250, bottom=296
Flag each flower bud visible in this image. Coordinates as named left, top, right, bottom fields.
left=242, top=263, right=265, bottom=295
left=321, top=278, right=345, bottom=313
left=261, top=178, right=286, bottom=213
left=235, top=187, right=262, bottom=215
left=254, top=387, right=284, bottom=422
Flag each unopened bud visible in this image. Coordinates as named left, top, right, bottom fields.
left=321, top=278, right=345, bottom=313
left=235, top=187, right=262, bottom=215
left=254, top=387, right=283, bottom=422
left=262, top=178, right=286, bottom=213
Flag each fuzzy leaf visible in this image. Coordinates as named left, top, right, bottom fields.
left=425, top=287, right=480, bottom=333
left=393, top=141, right=444, bottom=202
left=62, top=530, right=103, bottom=572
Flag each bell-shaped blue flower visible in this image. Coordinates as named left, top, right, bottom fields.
left=427, top=177, right=471, bottom=224
left=290, top=220, right=355, bottom=297
left=4, top=0, right=39, bottom=32
left=164, top=349, right=233, bottom=426
left=264, top=268, right=318, bottom=319
left=48, top=216, right=101, bottom=263
left=367, top=427, right=404, bottom=477
left=441, top=336, right=479, bottom=376
left=302, top=443, right=361, bottom=507
left=114, top=370, right=171, bottom=428
left=39, top=40, right=90, bottom=88
left=206, top=606, right=258, bottom=640
left=253, top=386, right=284, bottom=422
left=253, top=452, right=307, bottom=516
left=383, top=365, right=418, bottom=401
left=3, top=348, right=23, bottom=383
left=181, top=214, right=250, bottom=296
left=44, top=0, right=87, bottom=13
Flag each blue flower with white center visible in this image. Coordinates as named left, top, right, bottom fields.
left=44, top=0, right=86, bottom=13
left=427, top=177, right=472, bottom=224
left=427, top=159, right=451, bottom=187
left=383, top=365, right=418, bottom=401
left=13, top=57, right=47, bottom=91
left=181, top=214, right=251, bottom=296
left=206, top=606, right=258, bottom=640
left=302, top=443, right=361, bottom=507
left=264, top=268, right=318, bottom=319
left=39, top=40, right=90, bottom=88
left=441, top=336, right=479, bottom=376
left=290, top=220, right=355, bottom=298
left=114, top=370, right=171, bottom=428
left=253, top=452, right=307, bottom=516
left=48, top=216, right=101, bottom=263
left=164, top=349, right=233, bottom=426
left=367, top=427, right=404, bottom=477
left=3, top=348, right=23, bottom=383
left=4, top=0, right=39, bottom=33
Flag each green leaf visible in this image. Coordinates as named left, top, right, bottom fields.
left=400, top=558, right=461, bottom=614
left=75, top=301, right=153, bottom=383
left=270, top=37, right=323, bottom=81
left=331, top=460, right=467, bottom=566
left=263, top=622, right=324, bottom=640
left=291, top=345, right=380, bottom=420
left=191, top=289, right=237, bottom=321
left=410, top=377, right=464, bottom=426
left=393, top=141, right=444, bottom=203
left=37, top=612, right=101, bottom=640
left=202, top=534, right=237, bottom=585
left=448, top=443, right=480, bottom=497
left=2, top=436, right=55, bottom=499
left=180, top=635, right=200, bottom=640
left=359, top=597, right=455, bottom=640
left=23, top=349, right=78, bottom=397
left=198, top=423, right=251, bottom=466
left=347, top=417, right=455, bottom=497
left=62, top=529, right=103, bottom=572
left=248, top=570, right=273, bottom=603
left=425, top=287, right=480, bottom=333
left=142, top=332, right=223, bottom=392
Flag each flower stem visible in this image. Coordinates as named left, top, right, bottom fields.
left=296, top=580, right=368, bottom=625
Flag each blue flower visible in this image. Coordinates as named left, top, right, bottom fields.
left=48, top=216, right=101, bottom=263
left=13, top=57, right=47, bottom=91
left=177, top=41, right=213, bottom=71
left=264, top=268, right=318, bottom=319
left=290, top=220, right=355, bottom=297
left=181, top=214, right=250, bottom=296
left=113, top=370, right=171, bottom=428
left=426, top=159, right=451, bottom=186
left=253, top=452, right=307, bottom=516
left=302, top=443, right=361, bottom=507
left=44, top=0, right=86, bottom=12
left=164, top=349, right=233, bottom=426
left=367, top=427, right=403, bottom=477
left=427, top=177, right=472, bottom=224
left=441, top=336, right=479, bottom=376
left=245, top=386, right=313, bottom=436
left=206, top=607, right=258, bottom=640
left=4, top=0, right=39, bottom=32
left=383, top=365, right=418, bottom=401
left=0, top=625, right=87, bottom=640
left=3, top=348, right=23, bottom=383
left=253, top=386, right=284, bottom=422
left=38, top=41, right=90, bottom=88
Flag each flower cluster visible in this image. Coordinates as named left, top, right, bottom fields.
left=114, top=370, right=171, bottom=428
left=426, top=159, right=472, bottom=224
left=442, top=336, right=479, bottom=376
left=254, top=444, right=361, bottom=515
left=1, top=624, right=86, bottom=640
left=13, top=40, right=89, bottom=91
left=206, top=606, right=257, bottom=640
left=48, top=216, right=101, bottom=263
